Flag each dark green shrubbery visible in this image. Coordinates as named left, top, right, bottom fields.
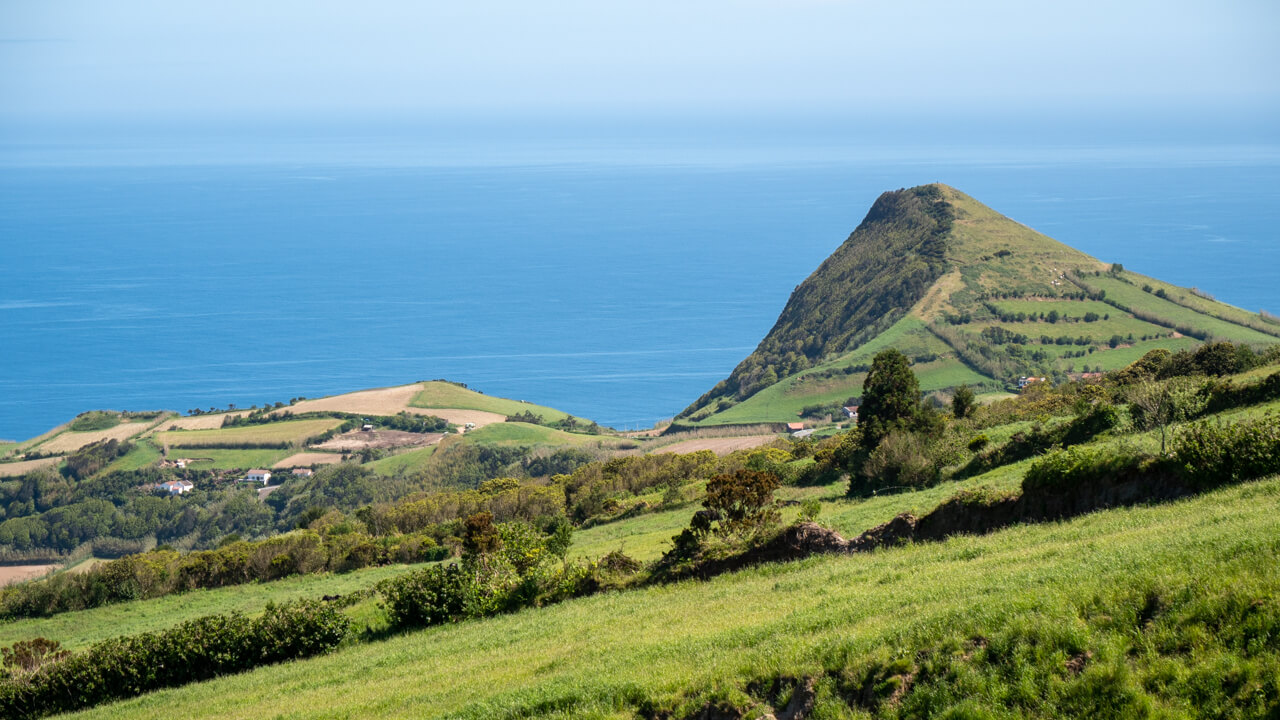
left=1174, top=414, right=1280, bottom=489
left=379, top=516, right=595, bottom=631
left=0, top=599, right=349, bottom=719
left=1022, top=444, right=1153, bottom=495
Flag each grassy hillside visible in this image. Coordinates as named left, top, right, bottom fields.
left=682, top=183, right=1280, bottom=427
left=63, top=476, right=1280, bottom=719
left=410, top=381, right=573, bottom=423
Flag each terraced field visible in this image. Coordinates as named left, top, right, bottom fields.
left=155, top=418, right=344, bottom=448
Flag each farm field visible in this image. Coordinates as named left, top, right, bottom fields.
left=155, top=418, right=344, bottom=448
left=159, top=413, right=246, bottom=431
left=410, top=381, right=572, bottom=423
left=0, top=456, right=61, bottom=477
left=181, top=448, right=293, bottom=470
left=459, top=422, right=604, bottom=448
left=651, top=435, right=777, bottom=456
left=281, top=384, right=423, bottom=417
left=65, top=474, right=1280, bottom=720
left=33, top=421, right=153, bottom=454
left=272, top=452, right=343, bottom=468
left=1084, top=274, right=1279, bottom=345
left=0, top=563, right=58, bottom=587
left=367, top=446, right=437, bottom=476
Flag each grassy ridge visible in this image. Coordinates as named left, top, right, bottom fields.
left=410, top=382, right=571, bottom=423
left=63, top=476, right=1280, bottom=719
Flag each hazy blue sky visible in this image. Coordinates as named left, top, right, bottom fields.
left=2, top=1, right=1277, bottom=144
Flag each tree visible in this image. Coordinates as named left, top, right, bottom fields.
left=702, top=469, right=781, bottom=536
left=1128, top=377, right=1208, bottom=454
left=951, top=384, right=976, bottom=419
left=859, top=349, right=922, bottom=448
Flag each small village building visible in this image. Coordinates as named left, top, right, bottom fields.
left=157, top=480, right=194, bottom=495
left=245, top=469, right=272, bottom=485
left=842, top=406, right=859, bottom=422
left=1017, top=376, right=1047, bottom=390
left=292, top=467, right=313, bottom=477
left=786, top=422, right=805, bottom=433
left=361, top=424, right=374, bottom=432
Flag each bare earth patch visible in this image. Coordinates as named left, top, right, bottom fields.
left=312, top=430, right=445, bottom=452
left=0, top=564, right=59, bottom=587
left=280, top=384, right=424, bottom=416
left=161, top=413, right=247, bottom=431
left=0, top=456, right=63, bottom=477
left=272, top=452, right=345, bottom=469
left=37, top=422, right=151, bottom=454
left=653, top=435, right=778, bottom=456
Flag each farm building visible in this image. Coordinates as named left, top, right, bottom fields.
left=842, top=406, right=859, bottom=421
left=245, top=469, right=272, bottom=485
left=292, top=467, right=313, bottom=477
left=157, top=480, right=194, bottom=495
left=786, top=422, right=805, bottom=433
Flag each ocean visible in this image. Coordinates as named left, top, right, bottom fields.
left=3, top=146, right=1279, bottom=441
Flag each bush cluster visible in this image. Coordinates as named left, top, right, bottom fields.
left=1174, top=414, right=1280, bottom=488
left=0, top=529, right=448, bottom=620
left=0, top=599, right=349, bottom=719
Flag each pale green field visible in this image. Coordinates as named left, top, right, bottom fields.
left=460, top=422, right=606, bottom=447
left=698, top=356, right=991, bottom=426
left=0, top=564, right=424, bottom=651
left=156, top=418, right=343, bottom=448
left=66, top=474, right=1280, bottom=720
left=1120, top=270, right=1280, bottom=338
left=102, top=440, right=163, bottom=473
left=182, top=448, right=293, bottom=469
left=1085, top=274, right=1278, bottom=345
left=411, top=381, right=572, bottom=423
left=367, top=445, right=437, bottom=475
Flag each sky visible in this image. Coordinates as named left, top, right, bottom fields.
left=1, top=1, right=1278, bottom=148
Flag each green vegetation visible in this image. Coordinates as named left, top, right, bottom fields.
left=682, top=183, right=1278, bottom=427
left=66, top=412, right=120, bottom=433
left=181, top=448, right=292, bottom=469
left=156, top=418, right=344, bottom=449
left=366, top=445, right=436, bottom=475
left=410, top=381, right=572, bottom=423
left=458, top=422, right=598, bottom=447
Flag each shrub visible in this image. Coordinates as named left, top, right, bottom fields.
left=857, top=431, right=936, bottom=493
left=1174, top=414, right=1280, bottom=489
left=1022, top=444, right=1149, bottom=495
left=0, top=599, right=348, bottom=719
left=968, top=434, right=990, bottom=452
left=703, top=469, right=781, bottom=536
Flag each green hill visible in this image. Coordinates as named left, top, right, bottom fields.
left=680, top=184, right=1280, bottom=426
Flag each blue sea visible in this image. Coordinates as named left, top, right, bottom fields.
left=3, top=143, right=1279, bottom=441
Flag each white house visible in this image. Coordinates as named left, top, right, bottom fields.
left=245, top=469, right=272, bottom=485
left=292, top=467, right=313, bottom=477
left=157, top=480, right=194, bottom=495
left=842, top=406, right=859, bottom=422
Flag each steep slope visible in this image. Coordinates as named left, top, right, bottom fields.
left=680, top=184, right=1280, bottom=426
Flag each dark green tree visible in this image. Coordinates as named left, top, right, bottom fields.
left=858, top=348, right=922, bottom=448
left=951, top=384, right=976, bottom=419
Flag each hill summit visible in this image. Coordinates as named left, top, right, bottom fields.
left=679, top=183, right=1280, bottom=426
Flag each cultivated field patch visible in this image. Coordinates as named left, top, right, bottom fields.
left=0, top=563, right=59, bottom=587
left=281, top=385, right=423, bottom=417
left=652, top=435, right=777, bottom=456
left=161, top=413, right=247, bottom=431
left=272, top=452, right=345, bottom=469
left=0, top=456, right=62, bottom=477
left=156, top=418, right=343, bottom=448
left=36, top=421, right=152, bottom=454
left=312, top=430, right=444, bottom=452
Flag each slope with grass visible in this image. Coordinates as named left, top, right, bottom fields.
left=63, top=474, right=1280, bottom=720
left=410, top=381, right=574, bottom=424
left=681, top=184, right=1278, bottom=427
left=155, top=418, right=344, bottom=449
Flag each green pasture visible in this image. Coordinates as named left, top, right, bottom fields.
left=410, top=382, right=572, bottom=423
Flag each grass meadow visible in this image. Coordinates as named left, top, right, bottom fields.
left=155, top=418, right=343, bottom=448
left=411, top=382, right=571, bottom=423
left=62, top=474, right=1280, bottom=719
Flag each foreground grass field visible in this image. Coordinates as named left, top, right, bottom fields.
left=0, top=564, right=423, bottom=651
left=65, top=473, right=1280, bottom=719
